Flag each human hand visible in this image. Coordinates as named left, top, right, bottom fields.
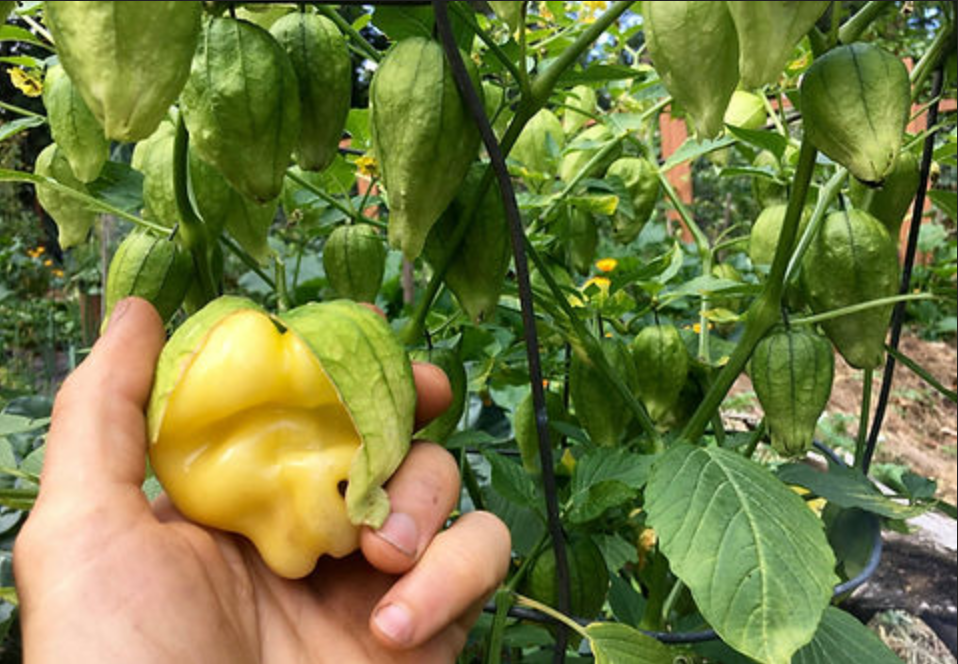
left=15, top=297, right=511, bottom=663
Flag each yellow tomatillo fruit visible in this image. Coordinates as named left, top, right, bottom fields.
left=147, top=296, right=416, bottom=579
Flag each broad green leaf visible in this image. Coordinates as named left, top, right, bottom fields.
left=373, top=5, right=433, bottom=40
left=0, top=414, right=48, bottom=437
left=645, top=444, right=838, bottom=664
left=585, top=622, right=675, bottom=664
left=0, top=23, right=52, bottom=49
left=568, top=194, right=619, bottom=216
left=0, top=439, right=16, bottom=475
left=777, top=462, right=928, bottom=519
left=483, top=450, right=540, bottom=511
left=571, top=448, right=655, bottom=497
left=928, top=189, right=957, bottom=220
left=792, top=607, right=904, bottom=664
left=607, top=573, right=646, bottom=626
left=825, top=506, right=880, bottom=581
left=558, top=64, right=648, bottom=85
left=0, top=587, right=17, bottom=606
left=19, top=444, right=45, bottom=479
left=568, top=480, right=636, bottom=524
left=87, top=162, right=145, bottom=214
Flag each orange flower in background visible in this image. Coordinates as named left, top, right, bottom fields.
left=595, top=257, right=617, bottom=273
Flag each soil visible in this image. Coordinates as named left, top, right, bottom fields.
left=727, top=333, right=958, bottom=503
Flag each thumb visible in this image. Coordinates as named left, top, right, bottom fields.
left=40, top=297, right=166, bottom=503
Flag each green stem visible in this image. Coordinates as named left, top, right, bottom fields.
left=173, top=115, right=217, bottom=303
left=538, top=131, right=629, bottom=223
left=449, top=3, right=524, bottom=88
left=660, top=579, right=686, bottom=626
left=838, top=1, right=891, bottom=45
left=315, top=4, right=381, bottom=62
left=855, top=368, right=873, bottom=469
left=529, top=0, right=635, bottom=107
left=886, top=345, right=958, bottom=404
left=789, top=293, right=934, bottom=327
left=0, top=99, right=44, bottom=118
left=285, top=171, right=384, bottom=228
left=909, top=23, right=956, bottom=101
left=219, top=235, right=274, bottom=289
left=742, top=419, right=767, bottom=459
left=760, top=94, right=788, bottom=137
left=784, top=167, right=848, bottom=286
left=484, top=587, right=514, bottom=664
left=680, top=140, right=819, bottom=443
left=274, top=255, right=290, bottom=312
left=513, top=594, right=589, bottom=640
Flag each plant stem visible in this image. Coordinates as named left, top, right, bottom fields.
left=855, top=368, right=873, bottom=469
left=513, top=594, right=590, bottom=640
left=0, top=100, right=44, bottom=118
left=274, top=255, right=290, bottom=312
left=315, top=4, right=381, bottom=63
left=219, top=235, right=274, bottom=289
left=659, top=579, right=686, bottom=626
left=885, top=345, right=958, bottom=404
left=788, top=293, right=933, bottom=327
left=909, top=23, right=956, bottom=101
left=784, top=167, right=848, bottom=286
left=680, top=140, right=818, bottom=443
left=449, top=3, right=524, bottom=88
left=838, top=1, right=891, bottom=45
left=742, top=419, right=767, bottom=459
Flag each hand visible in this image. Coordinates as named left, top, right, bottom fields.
left=15, top=298, right=511, bottom=663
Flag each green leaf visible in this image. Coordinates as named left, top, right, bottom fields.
left=373, top=5, right=434, bottom=40
left=607, top=573, right=646, bottom=626
left=585, top=621, right=676, bottom=664
left=825, top=506, right=880, bottom=581
left=483, top=450, right=541, bottom=511
left=558, top=64, right=648, bottom=85
left=571, top=448, right=654, bottom=497
left=0, top=114, right=45, bottom=142
left=19, top=444, right=45, bottom=479
left=0, top=587, right=17, bottom=606
left=726, top=126, right=789, bottom=158
left=568, top=480, right=636, bottom=524
left=793, top=607, right=904, bottom=664
left=568, top=194, right=619, bottom=216
left=0, top=23, right=52, bottom=49
left=0, top=413, right=48, bottom=437
left=777, top=462, right=929, bottom=519
left=661, top=136, right=736, bottom=172
left=0, top=487, right=37, bottom=510
left=928, top=189, right=957, bottom=220
left=645, top=444, right=838, bottom=664
left=87, top=161, right=145, bottom=214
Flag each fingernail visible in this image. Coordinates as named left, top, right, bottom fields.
left=374, top=511, right=418, bottom=558
left=106, top=298, right=133, bottom=335
left=373, top=603, right=413, bottom=646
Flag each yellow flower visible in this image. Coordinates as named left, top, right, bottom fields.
left=43, top=259, right=53, bottom=267
left=355, top=155, right=378, bottom=179
left=581, top=0, right=608, bottom=22
left=537, top=1, right=554, bottom=21
left=595, top=257, right=617, bottom=273
left=8, top=67, right=42, bottom=97
left=691, top=321, right=714, bottom=334
left=52, top=268, right=65, bottom=278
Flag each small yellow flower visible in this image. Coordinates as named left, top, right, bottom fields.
left=584, top=0, right=609, bottom=11
left=583, top=276, right=611, bottom=291
left=356, top=155, right=378, bottom=179
left=35, top=245, right=46, bottom=255
left=43, top=258, right=53, bottom=267
left=537, top=1, right=554, bottom=21
left=691, top=321, right=714, bottom=334
left=52, top=268, right=65, bottom=278
left=8, top=67, right=42, bottom=97
left=595, top=257, right=617, bottom=273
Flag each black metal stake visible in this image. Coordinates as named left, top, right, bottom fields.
left=431, top=2, right=572, bottom=660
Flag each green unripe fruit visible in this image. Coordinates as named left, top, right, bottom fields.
left=749, top=326, right=834, bottom=457
left=513, top=389, right=567, bottom=477
left=370, top=36, right=482, bottom=261
left=411, top=347, right=467, bottom=445
left=181, top=17, right=301, bottom=203
left=570, top=338, right=636, bottom=447
left=606, top=157, right=660, bottom=244
left=727, top=1, right=830, bottom=89
left=643, top=1, right=739, bottom=139
left=560, top=207, right=598, bottom=276
left=34, top=143, right=97, bottom=249
left=748, top=204, right=811, bottom=268
left=43, top=1, right=201, bottom=142
left=511, top=108, right=564, bottom=177
left=521, top=535, right=609, bottom=620
left=849, top=151, right=920, bottom=237
left=42, top=65, right=108, bottom=183
left=270, top=12, right=351, bottom=173
left=632, top=324, right=689, bottom=424
left=423, top=164, right=512, bottom=323
left=724, top=90, right=767, bottom=130
left=104, top=228, right=194, bottom=329
left=323, top=224, right=387, bottom=304
left=802, top=210, right=899, bottom=370
left=801, top=43, right=910, bottom=185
